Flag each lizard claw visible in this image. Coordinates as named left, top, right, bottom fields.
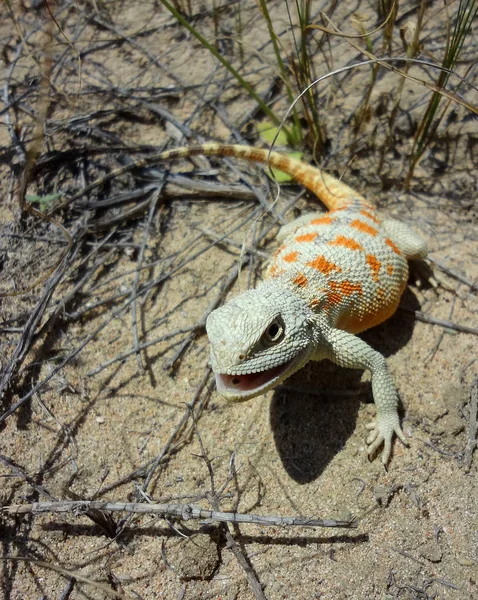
left=366, top=415, right=409, bottom=465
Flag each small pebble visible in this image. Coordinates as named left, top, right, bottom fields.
left=419, top=541, right=442, bottom=563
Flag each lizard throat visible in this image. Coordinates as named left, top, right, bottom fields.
left=214, top=358, right=295, bottom=401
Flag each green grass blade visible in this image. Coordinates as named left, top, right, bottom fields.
left=408, top=0, right=477, bottom=180
left=160, top=0, right=294, bottom=143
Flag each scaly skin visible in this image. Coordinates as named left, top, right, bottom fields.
left=160, top=144, right=428, bottom=464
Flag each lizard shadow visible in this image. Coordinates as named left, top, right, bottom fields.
left=269, top=287, right=421, bottom=484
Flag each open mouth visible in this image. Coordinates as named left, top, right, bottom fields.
left=215, top=358, right=295, bottom=400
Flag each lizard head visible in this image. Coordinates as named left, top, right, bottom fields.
left=206, top=283, right=316, bottom=401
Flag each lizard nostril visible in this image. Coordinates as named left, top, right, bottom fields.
left=238, top=354, right=245, bottom=360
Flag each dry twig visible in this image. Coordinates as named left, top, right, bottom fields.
left=0, top=557, right=130, bottom=599
left=0, top=234, right=82, bottom=403
left=190, top=408, right=267, bottom=600
left=401, top=308, right=478, bottom=336
left=428, top=257, right=478, bottom=292
left=2, top=499, right=356, bottom=528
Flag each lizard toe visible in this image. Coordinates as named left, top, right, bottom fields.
left=367, top=431, right=384, bottom=456
left=395, top=425, right=409, bottom=447
left=366, top=426, right=380, bottom=445
left=381, top=437, right=392, bottom=465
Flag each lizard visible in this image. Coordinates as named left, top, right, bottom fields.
left=159, top=143, right=428, bottom=464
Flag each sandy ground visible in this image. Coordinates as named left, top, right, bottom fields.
left=0, top=1, right=477, bottom=599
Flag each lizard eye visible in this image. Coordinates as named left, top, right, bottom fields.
left=263, top=318, right=284, bottom=345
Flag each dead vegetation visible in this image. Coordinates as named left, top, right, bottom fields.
left=0, top=1, right=477, bottom=598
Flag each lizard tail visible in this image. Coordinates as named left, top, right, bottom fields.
left=159, top=143, right=367, bottom=211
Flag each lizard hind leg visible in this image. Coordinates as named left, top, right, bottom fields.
left=380, top=218, right=428, bottom=260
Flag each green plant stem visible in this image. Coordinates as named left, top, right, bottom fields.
left=406, top=0, right=477, bottom=186
left=353, top=18, right=379, bottom=133
left=258, top=0, right=302, bottom=145
left=297, top=0, right=323, bottom=146
left=160, top=0, right=294, bottom=143
left=235, top=3, right=244, bottom=64
left=288, top=0, right=325, bottom=150
left=378, top=0, right=426, bottom=172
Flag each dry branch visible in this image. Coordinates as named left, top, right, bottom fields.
left=1, top=500, right=357, bottom=529
left=0, top=556, right=130, bottom=600
left=400, top=308, right=478, bottom=336
left=0, top=208, right=257, bottom=425
left=190, top=408, right=268, bottom=600
left=428, top=257, right=478, bottom=292
left=0, top=234, right=82, bottom=403
left=0, top=453, right=56, bottom=502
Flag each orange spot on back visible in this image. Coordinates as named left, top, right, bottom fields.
left=385, top=238, right=401, bottom=255
left=325, top=280, right=363, bottom=312
left=329, top=280, right=363, bottom=296
left=350, top=219, right=378, bottom=236
left=325, top=291, right=343, bottom=308
left=328, top=235, right=363, bottom=251
left=309, top=298, right=322, bottom=309
left=387, top=264, right=394, bottom=276
left=360, top=208, right=380, bottom=224
left=283, top=251, right=298, bottom=263
left=295, top=232, right=318, bottom=243
left=268, top=264, right=285, bottom=278
left=293, top=273, right=308, bottom=287
left=306, top=255, right=342, bottom=275
left=268, top=264, right=279, bottom=278
left=366, top=254, right=381, bottom=282
left=310, top=215, right=335, bottom=226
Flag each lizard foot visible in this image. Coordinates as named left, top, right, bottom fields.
left=366, top=414, right=409, bottom=465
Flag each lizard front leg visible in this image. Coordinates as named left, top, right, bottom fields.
left=315, top=326, right=409, bottom=464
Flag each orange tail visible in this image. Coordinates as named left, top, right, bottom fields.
left=159, top=144, right=368, bottom=211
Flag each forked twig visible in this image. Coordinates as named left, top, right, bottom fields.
left=190, top=407, right=267, bottom=600
left=0, top=453, right=56, bottom=501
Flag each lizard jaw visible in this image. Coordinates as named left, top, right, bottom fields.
left=214, top=355, right=302, bottom=401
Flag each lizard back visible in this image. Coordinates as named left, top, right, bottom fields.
left=266, top=200, right=409, bottom=333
